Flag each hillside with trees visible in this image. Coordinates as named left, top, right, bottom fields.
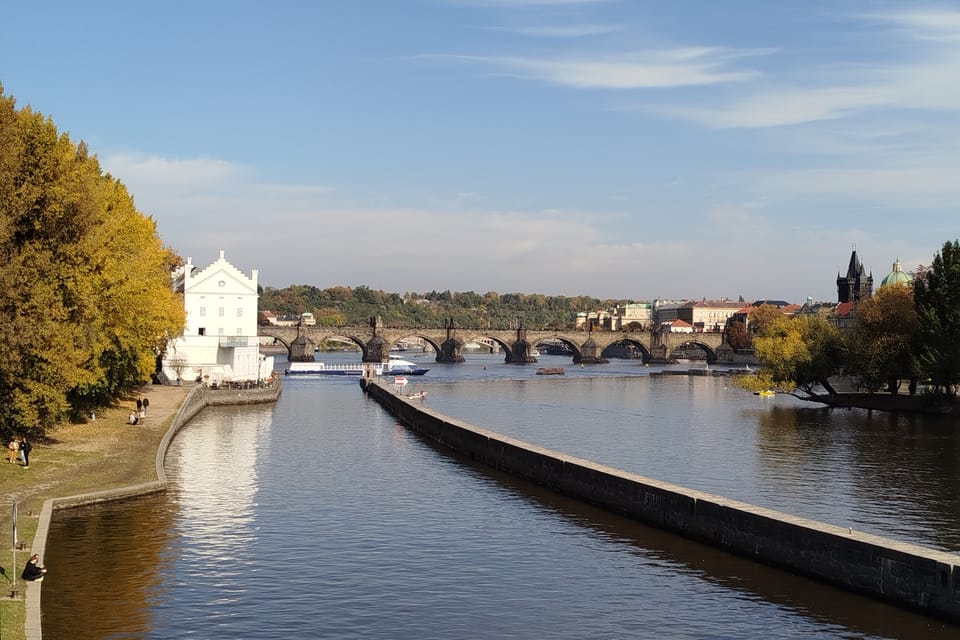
left=0, top=87, right=185, bottom=439
left=259, top=285, right=629, bottom=330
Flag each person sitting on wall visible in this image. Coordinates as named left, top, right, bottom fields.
left=21, top=554, right=47, bottom=582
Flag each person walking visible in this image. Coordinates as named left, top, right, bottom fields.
left=142, top=397, right=150, bottom=415
left=19, top=437, right=32, bottom=468
left=7, top=437, right=18, bottom=463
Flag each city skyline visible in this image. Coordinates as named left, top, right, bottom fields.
left=3, top=1, right=958, bottom=302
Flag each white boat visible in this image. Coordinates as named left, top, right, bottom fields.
left=385, top=355, right=429, bottom=376
left=285, top=362, right=378, bottom=376
left=284, top=356, right=429, bottom=376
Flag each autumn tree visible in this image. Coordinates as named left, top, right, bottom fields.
left=747, top=304, right=783, bottom=335
left=0, top=87, right=183, bottom=437
left=726, top=320, right=751, bottom=350
left=912, top=240, right=960, bottom=395
left=847, top=284, right=918, bottom=394
left=748, top=314, right=845, bottom=397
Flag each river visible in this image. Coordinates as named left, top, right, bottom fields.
left=41, top=353, right=960, bottom=639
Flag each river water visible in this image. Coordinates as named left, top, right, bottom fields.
left=42, top=353, right=960, bottom=639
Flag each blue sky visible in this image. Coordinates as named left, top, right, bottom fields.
left=3, top=1, right=959, bottom=302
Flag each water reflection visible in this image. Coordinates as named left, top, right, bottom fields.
left=42, top=496, right=176, bottom=640
left=754, top=405, right=960, bottom=550
left=40, top=364, right=960, bottom=638
left=433, top=447, right=960, bottom=640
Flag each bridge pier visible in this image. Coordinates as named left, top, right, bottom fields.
left=438, top=338, right=465, bottom=363
left=573, top=338, right=608, bottom=365
left=289, top=335, right=316, bottom=362
left=646, top=344, right=672, bottom=364
left=505, top=340, right=537, bottom=364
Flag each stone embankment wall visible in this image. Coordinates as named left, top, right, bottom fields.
left=361, top=378, right=960, bottom=623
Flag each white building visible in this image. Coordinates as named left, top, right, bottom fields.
left=612, top=302, right=652, bottom=330
left=161, top=250, right=274, bottom=385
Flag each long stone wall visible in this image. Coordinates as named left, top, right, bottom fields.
left=360, top=378, right=960, bottom=623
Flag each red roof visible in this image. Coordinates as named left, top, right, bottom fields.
left=834, top=302, right=854, bottom=318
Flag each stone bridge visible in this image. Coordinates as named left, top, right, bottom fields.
left=259, top=317, right=730, bottom=365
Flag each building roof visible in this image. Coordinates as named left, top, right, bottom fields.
left=834, top=302, right=855, bottom=319
left=880, top=258, right=912, bottom=288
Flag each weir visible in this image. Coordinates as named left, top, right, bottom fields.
left=360, top=378, right=960, bottom=623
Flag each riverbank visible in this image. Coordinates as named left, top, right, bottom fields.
left=1, top=380, right=281, bottom=640
left=802, top=392, right=959, bottom=415
left=1, top=384, right=190, bottom=640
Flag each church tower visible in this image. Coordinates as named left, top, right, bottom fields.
left=837, top=248, right=873, bottom=303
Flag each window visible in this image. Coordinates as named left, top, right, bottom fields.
left=219, top=307, right=225, bottom=317
left=198, top=328, right=206, bottom=336
left=199, top=307, right=206, bottom=317
left=237, top=308, right=243, bottom=317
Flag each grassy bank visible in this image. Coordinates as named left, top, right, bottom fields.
left=1, top=384, right=189, bottom=640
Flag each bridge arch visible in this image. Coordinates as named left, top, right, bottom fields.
left=667, top=339, right=718, bottom=364
left=600, top=338, right=651, bottom=362
left=463, top=334, right=514, bottom=358
left=385, top=333, right=443, bottom=357
left=530, top=336, right=583, bottom=363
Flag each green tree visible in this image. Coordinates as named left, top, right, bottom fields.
left=847, top=284, right=918, bottom=394
left=913, top=240, right=960, bottom=395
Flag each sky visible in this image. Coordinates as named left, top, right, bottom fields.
left=2, top=1, right=959, bottom=303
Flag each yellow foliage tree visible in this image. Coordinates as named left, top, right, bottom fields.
left=0, top=86, right=184, bottom=436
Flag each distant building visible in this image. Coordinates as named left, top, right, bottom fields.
left=162, top=250, right=274, bottom=385
left=677, top=299, right=744, bottom=333
left=612, top=302, right=652, bottom=330
left=837, top=248, right=873, bottom=303
left=661, top=319, right=694, bottom=333
left=880, top=258, right=912, bottom=288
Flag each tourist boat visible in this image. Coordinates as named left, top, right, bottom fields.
left=385, top=355, right=430, bottom=376
left=406, top=390, right=428, bottom=399
left=535, top=367, right=565, bottom=375
left=284, top=356, right=429, bottom=376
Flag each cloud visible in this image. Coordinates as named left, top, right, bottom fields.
left=651, top=9, right=960, bottom=129
left=497, top=24, right=620, bottom=38
left=441, top=48, right=763, bottom=89
left=103, top=153, right=334, bottom=218
left=448, top=0, right=609, bottom=7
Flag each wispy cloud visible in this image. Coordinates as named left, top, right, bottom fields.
left=497, top=23, right=620, bottom=37
left=653, top=8, right=960, bottom=129
left=448, top=0, right=609, bottom=7
left=440, top=48, right=764, bottom=89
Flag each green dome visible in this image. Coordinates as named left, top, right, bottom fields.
left=880, top=258, right=911, bottom=287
